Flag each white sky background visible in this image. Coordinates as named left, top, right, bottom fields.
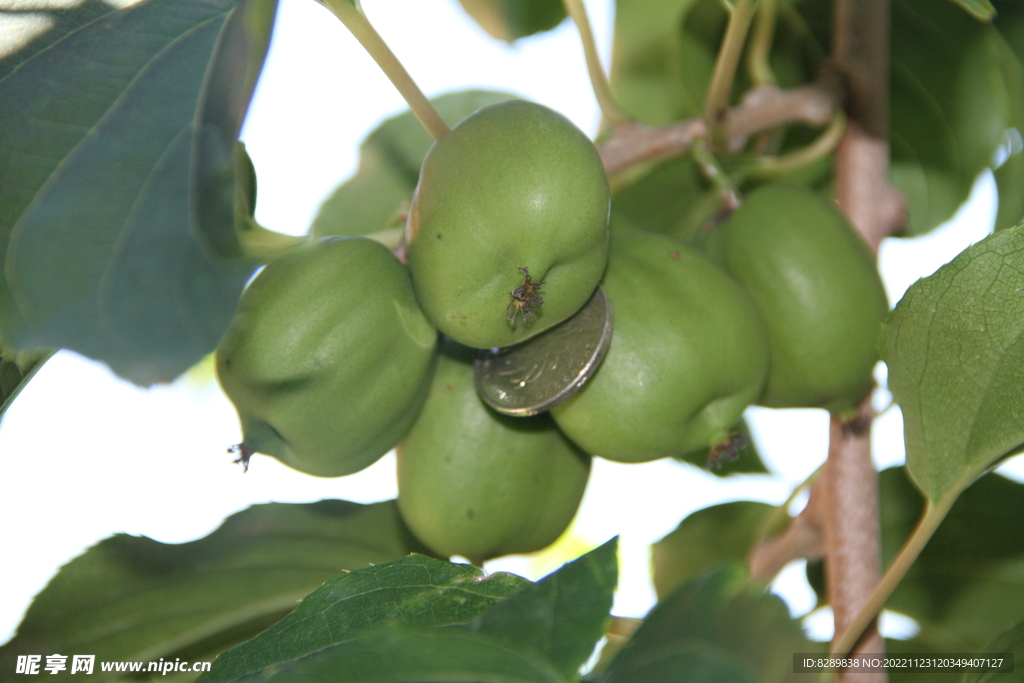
left=1, top=0, right=1022, bottom=646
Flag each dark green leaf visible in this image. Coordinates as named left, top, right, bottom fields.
left=651, top=501, right=774, bottom=600
left=964, top=621, right=1024, bottom=682
left=948, top=0, right=996, bottom=21
left=807, top=468, right=1024, bottom=645
left=879, top=225, right=1024, bottom=503
left=203, top=555, right=529, bottom=683
left=461, top=538, right=618, bottom=680
left=0, top=0, right=117, bottom=82
left=600, top=566, right=815, bottom=683
left=0, top=343, right=53, bottom=420
left=0, top=0, right=264, bottom=384
left=994, top=6, right=1024, bottom=231
left=456, top=0, right=567, bottom=43
left=191, top=0, right=279, bottom=260
left=232, top=626, right=565, bottom=683
left=0, top=500, right=425, bottom=682
left=888, top=0, right=1010, bottom=234
left=311, top=90, right=516, bottom=240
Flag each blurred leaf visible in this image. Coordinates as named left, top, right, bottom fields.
left=0, top=0, right=266, bottom=384
left=944, top=559, right=1024, bottom=650
left=807, top=468, right=1024, bottom=646
left=0, top=344, right=53, bottom=420
left=600, top=565, right=814, bottom=683
left=888, top=0, right=1010, bottom=235
left=964, top=621, right=1024, bottom=682
left=950, top=0, right=996, bottom=21
left=456, top=0, right=566, bottom=42
left=611, top=157, right=715, bottom=239
left=191, top=0, right=279, bottom=260
left=880, top=225, right=1024, bottom=503
left=0, top=0, right=117, bottom=81
left=609, top=0, right=714, bottom=125
left=0, top=500, right=425, bottom=682
left=228, top=627, right=566, bottom=683
left=651, top=501, right=774, bottom=600
left=461, top=539, right=618, bottom=680
left=994, top=6, right=1024, bottom=231
left=203, top=555, right=529, bottom=683
left=311, top=90, right=516, bottom=239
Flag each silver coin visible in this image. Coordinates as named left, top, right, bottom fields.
left=475, top=287, right=613, bottom=416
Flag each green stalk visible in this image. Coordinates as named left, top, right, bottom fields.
left=692, top=138, right=740, bottom=208
left=745, top=111, right=846, bottom=178
left=318, top=0, right=449, bottom=141
left=704, top=0, right=759, bottom=149
left=746, top=0, right=778, bottom=85
left=829, top=492, right=957, bottom=664
left=562, top=0, right=631, bottom=126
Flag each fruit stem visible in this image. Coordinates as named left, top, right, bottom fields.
left=237, top=217, right=307, bottom=260
left=704, top=0, right=759, bottom=150
left=561, top=0, right=631, bottom=127
left=747, top=0, right=778, bottom=86
left=745, top=110, right=846, bottom=178
left=691, top=138, right=741, bottom=210
left=317, top=0, right=450, bottom=141
left=828, top=493, right=956, bottom=669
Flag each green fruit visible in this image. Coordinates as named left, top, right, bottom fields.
left=216, top=237, right=438, bottom=477
left=397, top=342, right=591, bottom=564
left=406, top=99, right=610, bottom=349
left=705, top=184, right=890, bottom=411
left=550, top=232, right=770, bottom=462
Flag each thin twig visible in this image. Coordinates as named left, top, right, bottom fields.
left=598, top=82, right=839, bottom=176
left=749, top=479, right=827, bottom=582
left=704, top=0, right=759, bottom=148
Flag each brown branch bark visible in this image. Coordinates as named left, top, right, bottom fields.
left=827, top=0, right=900, bottom=676
left=748, top=480, right=827, bottom=582
left=597, top=82, right=840, bottom=176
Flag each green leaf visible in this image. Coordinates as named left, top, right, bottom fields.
left=0, top=1, right=118, bottom=82
left=461, top=539, right=618, bottom=680
left=231, top=627, right=566, bottom=683
left=994, top=6, right=1024, bottom=231
left=191, top=0, right=279, bottom=260
left=651, top=501, right=774, bottom=600
left=806, top=468, right=1024, bottom=645
left=600, top=566, right=815, bottom=683
left=311, top=90, right=516, bottom=240
left=964, top=621, right=1024, bottom=683
left=948, top=0, right=996, bottom=21
left=611, top=157, right=715, bottom=240
left=0, top=0, right=266, bottom=384
left=609, top=0, right=714, bottom=125
left=888, top=0, right=1010, bottom=234
left=203, top=555, right=529, bottom=683
left=0, top=500, right=425, bottom=682
left=456, top=0, right=567, bottom=43
left=879, top=225, right=1024, bottom=503
left=0, top=343, right=53, bottom=420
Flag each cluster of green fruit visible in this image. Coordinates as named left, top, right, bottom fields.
left=216, top=99, right=889, bottom=565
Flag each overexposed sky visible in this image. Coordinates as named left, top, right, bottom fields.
left=0, top=0, right=1019, bottom=647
